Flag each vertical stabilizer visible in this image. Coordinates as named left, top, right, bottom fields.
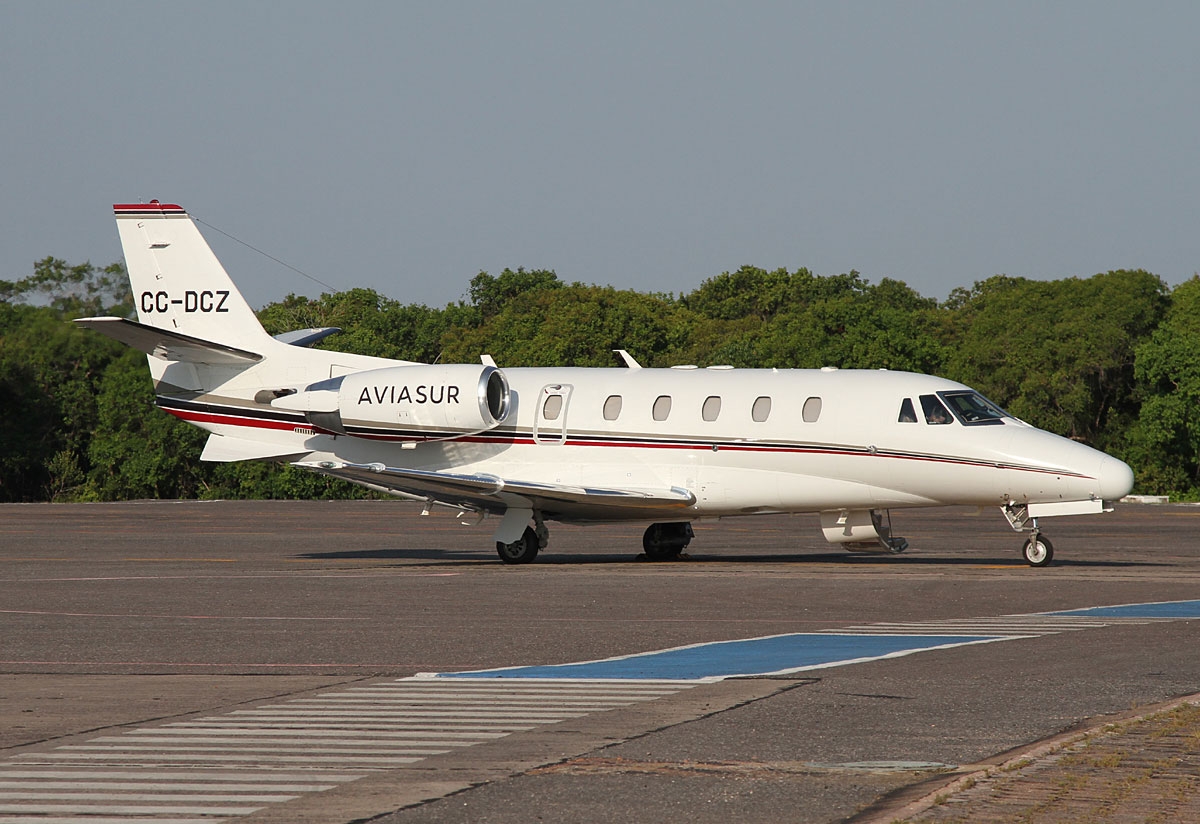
left=114, top=202, right=273, bottom=352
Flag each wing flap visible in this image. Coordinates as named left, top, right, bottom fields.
left=200, top=433, right=310, bottom=462
left=294, top=460, right=696, bottom=518
left=75, top=316, right=262, bottom=364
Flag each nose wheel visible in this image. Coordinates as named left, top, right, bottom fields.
left=1003, top=504, right=1057, bottom=567
left=1022, top=533, right=1054, bottom=567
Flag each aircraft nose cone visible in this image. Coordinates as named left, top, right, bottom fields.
left=1098, top=456, right=1135, bottom=501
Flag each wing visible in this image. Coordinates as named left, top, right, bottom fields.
left=295, top=460, right=696, bottom=522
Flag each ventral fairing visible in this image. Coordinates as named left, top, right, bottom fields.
left=77, top=202, right=1134, bottom=566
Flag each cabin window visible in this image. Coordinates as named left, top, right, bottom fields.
left=802, top=396, right=822, bottom=423
left=702, top=396, right=722, bottom=422
left=898, top=398, right=917, bottom=423
left=542, top=394, right=563, bottom=421
left=653, top=395, right=673, bottom=421
left=920, top=394, right=953, bottom=425
left=751, top=396, right=772, bottom=422
left=939, top=391, right=1008, bottom=425
left=603, top=395, right=623, bottom=421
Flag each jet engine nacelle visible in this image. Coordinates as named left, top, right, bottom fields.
left=273, top=364, right=511, bottom=441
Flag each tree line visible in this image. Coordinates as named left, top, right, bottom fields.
left=3, top=256, right=1199, bottom=502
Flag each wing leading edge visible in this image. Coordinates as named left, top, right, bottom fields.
left=295, top=460, right=696, bottom=521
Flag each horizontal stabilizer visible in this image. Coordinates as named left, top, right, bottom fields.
left=200, top=433, right=309, bottom=462
left=274, top=327, right=341, bottom=347
left=75, top=317, right=262, bottom=364
left=295, top=460, right=696, bottom=519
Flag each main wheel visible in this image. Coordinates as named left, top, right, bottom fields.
left=1022, top=534, right=1054, bottom=567
left=642, top=523, right=693, bottom=561
left=497, top=526, right=539, bottom=565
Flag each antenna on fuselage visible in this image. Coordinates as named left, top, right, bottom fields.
left=613, top=349, right=642, bottom=369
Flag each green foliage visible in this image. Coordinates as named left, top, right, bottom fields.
left=679, top=267, right=947, bottom=372
left=258, top=288, right=474, bottom=364
left=1126, top=276, right=1200, bottom=495
left=939, top=270, right=1167, bottom=451
left=83, top=350, right=211, bottom=500
left=469, top=268, right=562, bottom=320
left=0, top=302, right=124, bottom=501
left=447, top=280, right=692, bottom=367
left=1, top=257, right=133, bottom=317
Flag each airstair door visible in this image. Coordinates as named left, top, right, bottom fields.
left=534, top=384, right=572, bottom=445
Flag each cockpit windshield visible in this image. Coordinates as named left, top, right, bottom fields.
left=938, top=391, right=1009, bottom=426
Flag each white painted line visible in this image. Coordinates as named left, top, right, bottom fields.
left=0, top=818, right=214, bottom=824
left=90, top=740, right=475, bottom=751
left=18, top=753, right=421, bottom=765
left=0, top=790, right=297, bottom=802
left=101, top=729, right=508, bottom=740
left=410, top=674, right=698, bottom=684
left=0, top=803, right=262, bottom=815
left=165, top=720, right=537, bottom=731
left=227, top=709, right=588, bottom=718
left=343, top=686, right=691, bottom=690
left=0, top=769, right=363, bottom=781
left=62, top=745, right=454, bottom=756
left=0, top=780, right=337, bottom=791
left=286, top=696, right=639, bottom=705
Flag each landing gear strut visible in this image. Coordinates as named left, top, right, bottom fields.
left=642, top=522, right=694, bottom=560
left=1004, top=504, right=1055, bottom=567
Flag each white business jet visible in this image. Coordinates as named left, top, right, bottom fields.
left=77, top=202, right=1134, bottom=567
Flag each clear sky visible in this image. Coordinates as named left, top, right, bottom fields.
left=2, top=1, right=1197, bottom=311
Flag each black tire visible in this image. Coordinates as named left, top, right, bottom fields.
left=642, top=523, right=692, bottom=561
left=497, top=526, right=539, bottom=565
left=1022, top=535, right=1054, bottom=567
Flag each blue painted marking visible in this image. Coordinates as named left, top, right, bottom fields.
left=439, top=633, right=1003, bottom=681
left=1049, top=599, right=1200, bottom=619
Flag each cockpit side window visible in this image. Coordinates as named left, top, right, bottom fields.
left=919, top=394, right=953, bottom=425
left=898, top=398, right=917, bottom=423
left=939, top=391, right=1008, bottom=426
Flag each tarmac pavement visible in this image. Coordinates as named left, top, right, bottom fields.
left=2, top=499, right=1198, bottom=822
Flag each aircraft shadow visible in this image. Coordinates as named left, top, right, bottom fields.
left=293, top=548, right=1168, bottom=569
left=295, top=548, right=497, bottom=564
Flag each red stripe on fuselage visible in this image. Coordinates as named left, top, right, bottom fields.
left=165, top=407, right=310, bottom=433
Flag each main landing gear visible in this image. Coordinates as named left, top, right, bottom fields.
left=496, top=526, right=539, bottom=564
left=496, top=515, right=549, bottom=565
left=1004, top=504, right=1055, bottom=567
left=495, top=516, right=695, bottom=564
left=641, top=522, right=694, bottom=561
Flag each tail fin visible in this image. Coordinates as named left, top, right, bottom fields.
left=114, top=201, right=273, bottom=352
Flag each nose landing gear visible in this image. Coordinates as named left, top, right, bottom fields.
left=1004, top=504, right=1055, bottom=567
